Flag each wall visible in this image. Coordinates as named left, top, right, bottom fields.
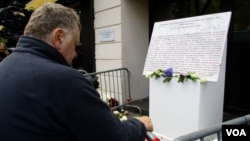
left=94, top=0, right=122, bottom=70
left=94, top=0, right=149, bottom=100
left=121, top=0, right=149, bottom=100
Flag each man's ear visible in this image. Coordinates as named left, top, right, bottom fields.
left=51, top=28, right=64, bottom=49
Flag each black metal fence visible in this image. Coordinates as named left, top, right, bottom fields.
left=81, top=67, right=143, bottom=114
left=173, top=114, right=250, bottom=141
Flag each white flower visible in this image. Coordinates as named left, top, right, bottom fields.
left=120, top=115, right=128, bottom=121
left=190, top=72, right=199, bottom=79
left=200, top=77, right=207, bottom=84
left=145, top=73, right=151, bottom=79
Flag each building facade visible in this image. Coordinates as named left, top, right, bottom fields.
left=93, top=0, right=149, bottom=100
left=91, top=0, right=250, bottom=116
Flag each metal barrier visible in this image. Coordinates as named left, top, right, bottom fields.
left=80, top=68, right=142, bottom=114
left=173, top=114, right=250, bottom=141
left=80, top=67, right=159, bottom=140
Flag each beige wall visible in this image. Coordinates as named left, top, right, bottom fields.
left=121, top=0, right=149, bottom=100
left=94, top=0, right=149, bottom=100
left=94, top=0, right=122, bottom=70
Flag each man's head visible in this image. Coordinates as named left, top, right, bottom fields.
left=24, top=3, right=81, bottom=65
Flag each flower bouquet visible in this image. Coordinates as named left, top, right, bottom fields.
left=145, top=68, right=207, bottom=84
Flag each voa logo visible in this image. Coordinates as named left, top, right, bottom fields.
left=226, top=129, right=246, bottom=136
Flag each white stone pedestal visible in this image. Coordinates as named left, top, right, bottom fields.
left=144, top=12, right=231, bottom=141
left=149, top=77, right=225, bottom=140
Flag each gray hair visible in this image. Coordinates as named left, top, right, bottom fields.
left=24, top=3, right=80, bottom=40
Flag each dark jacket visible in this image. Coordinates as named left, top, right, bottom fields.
left=0, top=36, right=146, bottom=141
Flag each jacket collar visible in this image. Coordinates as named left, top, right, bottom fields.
left=14, top=36, right=68, bottom=65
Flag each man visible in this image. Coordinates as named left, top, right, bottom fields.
left=0, top=3, right=153, bottom=141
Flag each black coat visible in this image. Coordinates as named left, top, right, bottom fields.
left=0, top=36, right=146, bottom=141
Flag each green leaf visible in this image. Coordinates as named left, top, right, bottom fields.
left=178, top=75, right=185, bottom=83
left=163, top=77, right=172, bottom=83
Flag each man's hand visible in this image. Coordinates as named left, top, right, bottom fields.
left=134, top=116, right=153, bottom=131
